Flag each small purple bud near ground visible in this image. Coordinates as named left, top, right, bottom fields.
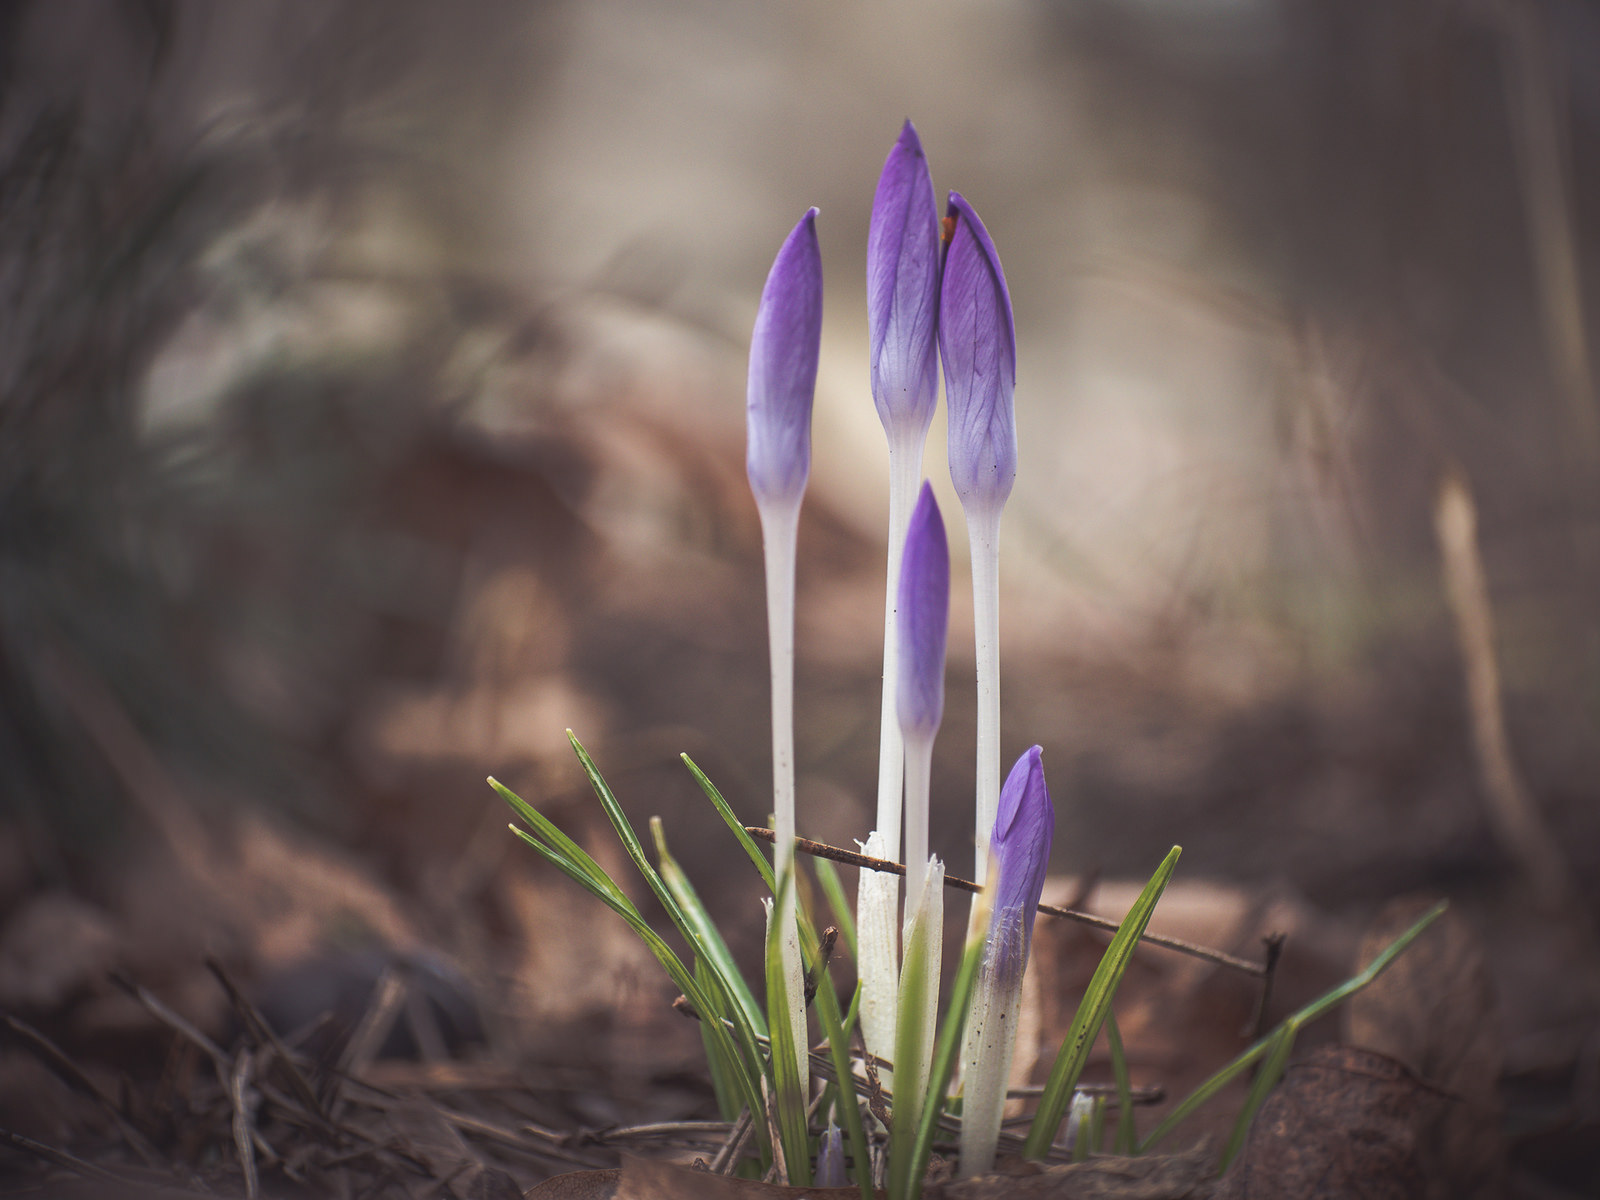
left=960, top=746, right=1055, bottom=1178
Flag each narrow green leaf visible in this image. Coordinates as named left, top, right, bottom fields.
left=652, top=817, right=768, bottom=1038
left=696, top=957, right=744, bottom=1122
left=1220, top=1024, right=1295, bottom=1169
left=682, top=753, right=777, bottom=891
left=889, top=868, right=944, bottom=1200
left=1105, top=1009, right=1137, bottom=1156
left=843, top=979, right=862, bottom=1037
left=491, top=778, right=624, bottom=903
left=1138, top=899, right=1447, bottom=1155
left=1024, top=846, right=1181, bottom=1159
left=519, top=823, right=768, bottom=1156
left=903, top=884, right=992, bottom=1199
left=765, top=869, right=811, bottom=1186
left=810, top=945, right=872, bottom=1200
left=567, top=738, right=771, bottom=1105
left=498, top=773, right=771, bottom=1163
left=812, top=857, right=857, bottom=960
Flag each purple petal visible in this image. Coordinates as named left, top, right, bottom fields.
left=747, top=208, right=823, bottom=508
left=939, top=193, right=1017, bottom=515
left=991, top=746, right=1053, bottom=954
left=815, top=1123, right=847, bottom=1187
left=868, top=121, right=941, bottom=441
left=896, top=482, right=949, bottom=740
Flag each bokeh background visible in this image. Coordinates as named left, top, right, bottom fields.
left=1, top=0, right=1597, bottom=1193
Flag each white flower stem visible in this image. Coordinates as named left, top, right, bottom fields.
left=902, top=730, right=934, bottom=908
left=757, top=496, right=808, bottom=1098
left=890, top=856, right=945, bottom=1188
left=858, top=429, right=927, bottom=1070
left=875, top=433, right=926, bottom=851
left=967, top=505, right=1003, bottom=886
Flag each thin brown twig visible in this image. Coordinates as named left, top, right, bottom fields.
left=709, top=1109, right=754, bottom=1175
left=111, top=972, right=229, bottom=1072
left=0, top=1011, right=164, bottom=1168
left=1245, top=932, right=1286, bottom=1039
left=746, top=827, right=1267, bottom=976
left=230, top=1050, right=260, bottom=1200
left=438, top=1108, right=609, bottom=1170
left=206, top=957, right=330, bottom=1126
left=0, top=1125, right=133, bottom=1185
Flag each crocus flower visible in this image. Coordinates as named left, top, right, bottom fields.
left=748, top=208, right=823, bottom=510
left=959, top=746, right=1055, bottom=1178
left=747, top=207, right=823, bottom=1104
left=861, top=121, right=941, bottom=1076
left=869, top=120, right=941, bottom=444
left=940, top=192, right=1016, bottom=517
left=938, top=191, right=1016, bottom=886
left=897, top=482, right=949, bottom=905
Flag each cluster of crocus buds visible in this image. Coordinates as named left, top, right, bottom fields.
left=744, top=120, right=1054, bottom=1181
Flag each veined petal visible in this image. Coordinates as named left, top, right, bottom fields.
left=896, top=482, right=949, bottom=741
left=868, top=121, right=940, bottom=442
left=991, top=745, right=1054, bottom=950
left=747, top=208, right=823, bottom=509
left=939, top=192, right=1016, bottom=516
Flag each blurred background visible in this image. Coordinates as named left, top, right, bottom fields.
left=1, top=0, right=1597, bottom=1193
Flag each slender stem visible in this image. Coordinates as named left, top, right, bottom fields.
left=876, top=433, right=927, bottom=852
left=966, top=505, right=1002, bottom=885
left=860, top=428, right=926, bottom=1077
left=757, top=497, right=808, bottom=1097
left=745, top=827, right=1268, bottom=977
left=902, top=731, right=934, bottom=907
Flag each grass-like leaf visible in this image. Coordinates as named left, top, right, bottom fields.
left=888, top=867, right=944, bottom=1200
left=1219, top=1023, right=1294, bottom=1169
left=1024, top=846, right=1182, bottom=1158
left=902, top=882, right=992, bottom=1199
left=566, top=737, right=772, bottom=1096
left=1105, top=1009, right=1136, bottom=1155
left=813, top=856, right=857, bottom=960
left=1138, top=899, right=1448, bottom=1158
left=809, top=939, right=872, bottom=1200
left=695, top=956, right=745, bottom=1121
left=682, top=752, right=777, bottom=891
left=502, top=820, right=770, bottom=1158
left=764, top=869, right=812, bottom=1187
left=652, top=816, right=767, bottom=1038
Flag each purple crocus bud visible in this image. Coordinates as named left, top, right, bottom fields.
left=939, top=192, right=1017, bottom=516
left=989, top=745, right=1054, bottom=978
left=868, top=121, right=940, bottom=442
left=896, top=482, right=949, bottom=742
left=960, top=744, right=1054, bottom=1177
left=815, top=1123, right=847, bottom=1187
left=747, top=208, right=823, bottom=510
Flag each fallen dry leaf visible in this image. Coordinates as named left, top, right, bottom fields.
left=1217, top=1044, right=1432, bottom=1199
left=1343, top=895, right=1505, bottom=1199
